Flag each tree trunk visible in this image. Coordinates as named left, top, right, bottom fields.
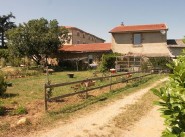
left=31, top=56, right=40, bottom=65
left=1, top=31, right=4, bottom=47
left=45, top=55, right=48, bottom=67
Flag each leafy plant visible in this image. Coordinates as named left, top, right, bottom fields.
left=0, top=71, right=7, bottom=96
left=0, top=107, right=5, bottom=116
left=149, top=57, right=172, bottom=70
left=99, top=53, right=119, bottom=72
left=152, top=50, right=185, bottom=136
left=0, top=101, right=5, bottom=116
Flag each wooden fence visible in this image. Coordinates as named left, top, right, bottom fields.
left=44, top=71, right=152, bottom=111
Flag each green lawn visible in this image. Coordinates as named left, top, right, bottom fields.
left=2, top=71, right=96, bottom=106
left=1, top=70, right=144, bottom=106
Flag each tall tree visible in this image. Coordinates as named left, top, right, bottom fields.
left=0, top=12, right=16, bottom=47
left=6, top=18, right=69, bottom=65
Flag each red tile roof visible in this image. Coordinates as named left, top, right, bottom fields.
left=109, top=23, right=168, bottom=33
left=59, top=43, right=111, bottom=53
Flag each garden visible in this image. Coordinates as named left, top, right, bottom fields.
left=0, top=65, right=164, bottom=137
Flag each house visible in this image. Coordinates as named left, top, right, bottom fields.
left=63, top=26, right=105, bottom=45
left=58, top=43, right=111, bottom=70
left=109, top=23, right=171, bottom=57
left=167, top=39, right=185, bottom=58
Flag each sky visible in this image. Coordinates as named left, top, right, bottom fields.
left=1, top=0, right=185, bottom=42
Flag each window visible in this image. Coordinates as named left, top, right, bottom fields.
left=77, top=40, right=80, bottom=44
left=88, top=55, right=93, bottom=64
left=83, top=33, right=85, bottom=38
left=133, top=34, right=142, bottom=45
left=77, top=32, right=80, bottom=36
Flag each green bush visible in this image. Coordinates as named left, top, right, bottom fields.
left=0, top=101, right=5, bottom=116
left=0, top=106, right=5, bottom=116
left=149, top=57, right=172, bottom=70
left=0, top=71, right=7, bottom=96
left=152, top=50, right=185, bottom=136
left=99, top=53, right=119, bottom=72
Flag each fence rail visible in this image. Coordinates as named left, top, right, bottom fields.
left=44, top=71, right=152, bottom=111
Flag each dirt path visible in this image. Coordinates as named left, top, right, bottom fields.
left=28, top=78, right=167, bottom=137
left=121, top=106, right=165, bottom=137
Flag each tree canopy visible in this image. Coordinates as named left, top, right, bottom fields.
left=6, top=18, right=69, bottom=65
left=0, top=12, right=16, bottom=47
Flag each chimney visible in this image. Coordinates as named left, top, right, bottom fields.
left=121, top=22, right=124, bottom=26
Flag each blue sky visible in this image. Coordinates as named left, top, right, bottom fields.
left=1, top=0, right=185, bottom=42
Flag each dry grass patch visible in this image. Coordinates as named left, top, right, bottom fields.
left=113, top=89, right=160, bottom=130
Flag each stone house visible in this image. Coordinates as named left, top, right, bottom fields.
left=51, top=23, right=184, bottom=70
left=109, top=23, right=171, bottom=57
left=63, top=26, right=105, bottom=45
left=58, top=43, right=111, bottom=70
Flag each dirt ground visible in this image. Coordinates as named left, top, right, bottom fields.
left=24, top=78, right=167, bottom=137
left=121, top=107, right=164, bottom=137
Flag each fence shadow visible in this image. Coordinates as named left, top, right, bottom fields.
left=1, top=93, right=19, bottom=99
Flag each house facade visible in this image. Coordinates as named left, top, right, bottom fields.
left=58, top=43, right=111, bottom=70
left=109, top=23, right=171, bottom=57
left=63, top=26, right=105, bottom=45
left=59, top=43, right=111, bottom=62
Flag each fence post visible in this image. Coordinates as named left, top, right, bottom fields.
left=44, top=84, right=48, bottom=111
left=110, top=74, right=112, bottom=91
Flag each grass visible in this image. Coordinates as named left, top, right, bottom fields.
left=1, top=70, right=144, bottom=106
left=10, top=106, right=28, bottom=115
left=0, top=69, right=167, bottom=137
left=49, top=74, right=162, bottom=115
left=0, top=71, right=95, bottom=106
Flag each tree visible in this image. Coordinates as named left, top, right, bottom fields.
left=0, top=12, right=16, bottom=47
left=6, top=18, right=69, bottom=65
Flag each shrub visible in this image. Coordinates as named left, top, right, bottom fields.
left=0, top=107, right=6, bottom=116
left=149, top=57, right=172, bottom=70
left=0, top=71, right=7, bottom=96
left=152, top=50, right=185, bottom=136
left=99, top=53, right=119, bottom=72
left=141, top=61, right=149, bottom=72
left=0, top=101, right=5, bottom=116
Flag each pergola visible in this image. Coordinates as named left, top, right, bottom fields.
left=115, top=53, right=147, bottom=72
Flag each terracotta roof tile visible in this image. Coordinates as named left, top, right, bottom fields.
left=109, top=23, right=168, bottom=33
left=59, top=43, right=111, bottom=53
